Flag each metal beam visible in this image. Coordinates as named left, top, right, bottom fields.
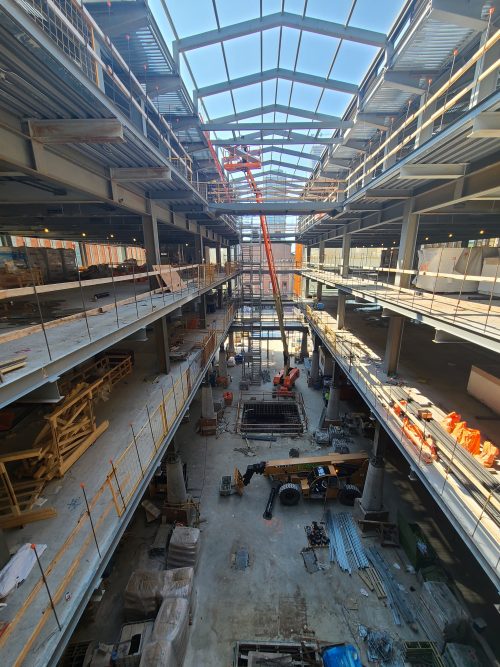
left=209, top=202, right=335, bottom=215
left=212, top=135, right=342, bottom=145
left=261, top=146, right=320, bottom=161
left=209, top=104, right=349, bottom=124
left=364, top=188, right=413, bottom=199
left=355, top=113, right=391, bottom=129
left=197, top=68, right=358, bottom=98
left=202, top=120, right=352, bottom=131
left=383, top=71, right=425, bottom=95
left=399, top=164, right=467, bottom=180
left=429, top=0, right=487, bottom=32
left=468, top=112, right=500, bottom=139
left=110, top=168, right=171, bottom=182
left=148, top=190, right=194, bottom=200
left=261, top=160, right=314, bottom=173
left=28, top=119, right=124, bottom=144
left=136, top=74, right=182, bottom=95
left=230, top=170, right=310, bottom=182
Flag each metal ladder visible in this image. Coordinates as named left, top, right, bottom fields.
left=240, top=233, right=262, bottom=385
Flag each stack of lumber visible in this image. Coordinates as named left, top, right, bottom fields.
left=58, top=351, right=133, bottom=397
left=0, top=355, right=27, bottom=382
left=167, top=526, right=200, bottom=570
left=22, top=382, right=109, bottom=481
left=358, top=566, right=387, bottom=599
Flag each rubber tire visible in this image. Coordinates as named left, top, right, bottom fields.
left=278, top=482, right=301, bottom=506
left=338, top=484, right=361, bottom=506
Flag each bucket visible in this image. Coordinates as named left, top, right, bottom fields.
left=223, top=391, right=233, bottom=406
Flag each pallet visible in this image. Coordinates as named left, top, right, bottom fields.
left=0, top=461, right=56, bottom=528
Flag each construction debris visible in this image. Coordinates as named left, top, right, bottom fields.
left=305, top=522, right=330, bottom=548
left=419, top=581, right=470, bottom=649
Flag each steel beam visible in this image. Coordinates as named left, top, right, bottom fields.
left=209, top=202, right=335, bottom=215
left=383, top=71, right=425, bottom=95
left=468, top=112, right=500, bottom=139
left=212, top=135, right=342, bottom=145
left=355, top=113, right=391, bottom=129
left=261, top=160, right=314, bottom=172
left=208, top=104, right=350, bottom=124
left=136, top=74, right=182, bottom=94
left=399, top=164, right=467, bottom=180
left=148, top=190, right=194, bottom=200
left=28, top=119, right=124, bottom=144
left=174, top=12, right=386, bottom=54
left=261, top=146, right=320, bottom=160
left=364, top=188, right=413, bottom=199
left=197, top=68, right=358, bottom=98
left=202, top=120, right=352, bottom=131
left=110, top=167, right=171, bottom=182
left=429, top=0, right=487, bottom=32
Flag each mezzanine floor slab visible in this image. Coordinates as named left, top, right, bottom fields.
left=0, top=270, right=236, bottom=409
left=302, top=269, right=500, bottom=353
left=305, top=297, right=500, bottom=590
left=0, top=307, right=231, bottom=667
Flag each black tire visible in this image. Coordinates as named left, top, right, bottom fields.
left=278, top=482, right=301, bottom=506
left=338, top=484, right=361, bottom=506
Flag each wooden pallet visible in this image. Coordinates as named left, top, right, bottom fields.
left=358, top=566, right=387, bottom=599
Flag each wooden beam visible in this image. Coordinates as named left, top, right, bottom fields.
left=28, top=119, right=124, bottom=144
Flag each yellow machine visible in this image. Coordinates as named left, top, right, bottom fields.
left=236, top=452, right=369, bottom=507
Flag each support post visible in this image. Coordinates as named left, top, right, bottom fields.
left=337, top=291, right=347, bottom=330
left=341, top=229, right=351, bottom=278
left=355, top=423, right=389, bottom=520
left=383, top=314, right=405, bottom=376
left=325, top=384, right=341, bottom=421
left=201, top=384, right=215, bottom=419
left=166, top=450, right=188, bottom=504
left=414, top=96, right=437, bottom=148
left=310, top=349, right=320, bottom=385
left=215, top=243, right=222, bottom=267
left=217, top=286, right=223, bottom=309
left=300, top=330, right=308, bottom=359
left=395, top=200, right=419, bottom=289
left=198, top=294, right=207, bottom=329
left=143, top=212, right=171, bottom=373
left=228, top=331, right=235, bottom=354
left=316, top=241, right=325, bottom=301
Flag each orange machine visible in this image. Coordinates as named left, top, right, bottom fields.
left=391, top=400, right=437, bottom=464
left=273, top=367, right=300, bottom=397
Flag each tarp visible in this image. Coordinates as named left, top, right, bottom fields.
left=0, top=543, right=46, bottom=599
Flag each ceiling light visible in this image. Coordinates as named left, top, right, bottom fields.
left=133, top=237, right=137, bottom=242
left=448, top=233, right=453, bottom=238
left=110, top=234, right=114, bottom=238
left=425, top=236, right=429, bottom=241
left=479, top=230, right=485, bottom=235
left=82, top=232, right=86, bottom=237
left=44, top=228, right=49, bottom=233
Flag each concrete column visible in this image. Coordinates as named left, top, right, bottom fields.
left=341, top=229, right=351, bottom=278
left=310, top=349, right=320, bottom=384
left=306, top=245, right=311, bottom=268
left=227, top=280, right=233, bottom=297
left=305, top=277, right=310, bottom=297
left=217, top=286, right=223, bottom=309
left=227, top=246, right=232, bottom=263
left=316, top=281, right=323, bottom=302
left=198, top=294, right=207, bottom=329
left=228, top=331, right=235, bottom=354
left=166, top=451, right=187, bottom=504
left=201, top=384, right=215, bottom=419
left=204, top=244, right=211, bottom=266
left=383, top=314, right=405, bottom=376
left=358, top=423, right=387, bottom=516
left=470, top=31, right=500, bottom=107
left=218, top=345, right=228, bottom=377
left=152, top=317, right=171, bottom=374
left=318, top=240, right=325, bottom=269
left=395, top=200, right=419, bottom=289
left=300, top=330, right=308, bottom=359
left=215, top=243, right=222, bottom=267
left=325, top=384, right=341, bottom=420
left=143, top=213, right=170, bottom=373
left=194, top=233, right=203, bottom=264
left=337, top=292, right=347, bottom=330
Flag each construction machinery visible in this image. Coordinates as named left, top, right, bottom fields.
left=226, top=452, right=369, bottom=510
left=272, top=366, right=300, bottom=397
left=223, top=148, right=293, bottom=379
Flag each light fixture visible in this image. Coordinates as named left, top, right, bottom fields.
left=448, top=233, right=453, bottom=238
left=44, top=228, right=49, bottom=233
left=133, top=237, right=137, bottom=242
left=479, top=230, right=485, bottom=235
left=82, top=232, right=86, bottom=237
left=185, top=243, right=189, bottom=246
left=110, top=233, right=114, bottom=238
left=425, top=236, right=429, bottom=241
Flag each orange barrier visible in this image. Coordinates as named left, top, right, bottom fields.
left=475, top=441, right=499, bottom=468
left=391, top=401, right=437, bottom=464
left=441, top=411, right=461, bottom=433
left=450, top=421, right=481, bottom=455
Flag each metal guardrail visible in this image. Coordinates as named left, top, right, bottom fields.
left=0, top=304, right=235, bottom=666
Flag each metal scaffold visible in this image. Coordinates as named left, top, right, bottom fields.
left=240, top=228, right=263, bottom=385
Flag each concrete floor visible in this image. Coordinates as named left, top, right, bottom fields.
left=58, top=338, right=500, bottom=665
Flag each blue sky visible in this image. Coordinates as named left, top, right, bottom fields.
left=149, top=0, right=406, bottom=187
